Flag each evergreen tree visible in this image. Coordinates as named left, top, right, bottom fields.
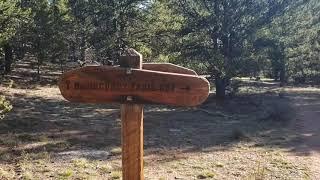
left=0, top=0, right=29, bottom=73
left=168, top=0, right=301, bottom=97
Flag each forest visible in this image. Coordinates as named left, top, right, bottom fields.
left=1, top=0, right=319, bottom=93
left=0, top=0, right=320, bottom=179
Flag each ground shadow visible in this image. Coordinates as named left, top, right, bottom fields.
left=1, top=85, right=319, bottom=163
left=1, top=61, right=62, bottom=88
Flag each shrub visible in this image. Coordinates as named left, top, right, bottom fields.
left=228, top=79, right=242, bottom=97
left=0, top=96, right=12, bottom=119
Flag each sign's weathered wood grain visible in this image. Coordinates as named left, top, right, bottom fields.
left=58, top=66, right=209, bottom=106
left=143, top=63, right=197, bottom=75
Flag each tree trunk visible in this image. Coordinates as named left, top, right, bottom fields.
left=215, top=76, right=227, bottom=99
left=37, top=59, right=41, bottom=81
left=279, top=44, right=286, bottom=87
left=279, top=65, right=286, bottom=87
left=80, top=36, right=86, bottom=62
left=273, top=69, right=279, bottom=81
left=60, top=60, right=64, bottom=73
left=4, top=43, right=13, bottom=74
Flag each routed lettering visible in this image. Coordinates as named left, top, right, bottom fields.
left=58, top=66, right=209, bottom=106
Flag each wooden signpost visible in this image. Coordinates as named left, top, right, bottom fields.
left=58, top=48, right=210, bottom=180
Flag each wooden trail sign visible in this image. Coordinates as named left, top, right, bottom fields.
left=58, top=66, right=209, bottom=106
left=58, top=48, right=210, bottom=180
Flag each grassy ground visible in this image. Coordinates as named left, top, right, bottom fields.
left=0, top=61, right=318, bottom=179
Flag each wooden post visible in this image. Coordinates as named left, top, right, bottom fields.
left=120, top=49, right=144, bottom=180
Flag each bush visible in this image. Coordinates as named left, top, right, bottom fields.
left=228, top=79, right=242, bottom=97
left=0, top=96, right=12, bottom=119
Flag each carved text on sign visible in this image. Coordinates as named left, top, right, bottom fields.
left=59, top=66, right=209, bottom=106
left=66, top=80, right=176, bottom=92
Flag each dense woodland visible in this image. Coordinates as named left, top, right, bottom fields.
left=0, top=0, right=319, bottom=100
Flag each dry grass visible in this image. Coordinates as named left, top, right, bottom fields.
left=110, top=171, right=122, bottom=179
left=143, top=144, right=310, bottom=179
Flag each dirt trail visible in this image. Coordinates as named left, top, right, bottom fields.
left=290, top=89, right=320, bottom=179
